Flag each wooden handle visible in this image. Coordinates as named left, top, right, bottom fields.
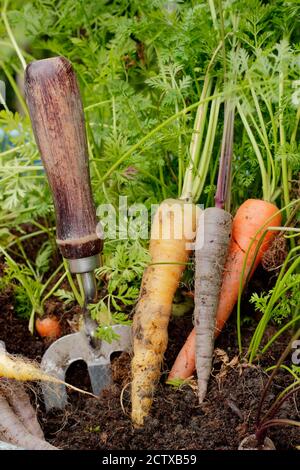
left=25, top=57, right=102, bottom=259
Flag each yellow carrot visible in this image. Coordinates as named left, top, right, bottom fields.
left=131, top=199, right=199, bottom=426
left=0, top=350, right=97, bottom=398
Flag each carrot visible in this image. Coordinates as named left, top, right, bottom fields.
left=35, top=316, right=61, bottom=339
left=1, top=380, right=44, bottom=439
left=0, top=393, right=57, bottom=450
left=131, top=199, right=198, bottom=426
left=131, top=67, right=221, bottom=426
left=169, top=198, right=282, bottom=381
left=216, top=199, right=282, bottom=331
left=168, top=328, right=196, bottom=380
left=193, top=102, right=234, bottom=403
left=0, top=348, right=97, bottom=399
left=194, top=208, right=232, bottom=402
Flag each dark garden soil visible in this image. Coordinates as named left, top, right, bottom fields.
left=0, top=261, right=299, bottom=450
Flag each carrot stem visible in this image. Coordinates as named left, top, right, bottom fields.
left=180, top=39, right=225, bottom=202
left=180, top=75, right=212, bottom=201
left=279, top=71, right=290, bottom=219
left=237, top=102, right=270, bottom=201
left=215, top=103, right=235, bottom=209
left=1, top=0, right=26, bottom=71
left=261, top=384, right=300, bottom=426
left=192, top=85, right=221, bottom=202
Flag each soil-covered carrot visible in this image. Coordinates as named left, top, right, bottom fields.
left=0, top=393, right=57, bottom=450
left=131, top=199, right=198, bottom=426
left=194, top=102, right=234, bottom=402
left=2, top=380, right=44, bottom=439
left=0, top=348, right=97, bottom=399
left=168, top=198, right=282, bottom=381
left=195, top=208, right=232, bottom=402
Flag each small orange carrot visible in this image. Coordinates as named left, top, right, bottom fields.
left=35, top=316, right=61, bottom=339
left=168, top=198, right=282, bottom=381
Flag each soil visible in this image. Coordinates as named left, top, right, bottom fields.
left=1, top=297, right=299, bottom=450
left=0, top=259, right=299, bottom=450
left=39, top=328, right=299, bottom=451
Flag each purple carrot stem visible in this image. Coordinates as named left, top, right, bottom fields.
left=215, top=102, right=235, bottom=210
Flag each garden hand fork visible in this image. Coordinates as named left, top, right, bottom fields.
left=24, top=56, right=131, bottom=410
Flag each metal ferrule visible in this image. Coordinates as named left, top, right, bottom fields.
left=68, top=254, right=100, bottom=274
left=67, top=254, right=100, bottom=304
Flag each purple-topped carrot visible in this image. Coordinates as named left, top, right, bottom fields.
left=193, top=103, right=234, bottom=402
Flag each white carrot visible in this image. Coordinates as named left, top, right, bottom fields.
left=0, top=350, right=97, bottom=398
left=0, top=394, right=57, bottom=450
left=194, top=207, right=232, bottom=402
left=194, top=103, right=234, bottom=402
left=1, top=380, right=44, bottom=439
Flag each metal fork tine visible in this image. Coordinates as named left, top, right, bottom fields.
left=41, top=325, right=132, bottom=411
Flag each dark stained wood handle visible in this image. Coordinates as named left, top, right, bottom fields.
left=25, top=57, right=102, bottom=259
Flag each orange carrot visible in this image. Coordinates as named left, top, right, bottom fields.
left=35, top=316, right=61, bottom=339
left=168, top=198, right=282, bottom=381
left=169, top=328, right=196, bottom=380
